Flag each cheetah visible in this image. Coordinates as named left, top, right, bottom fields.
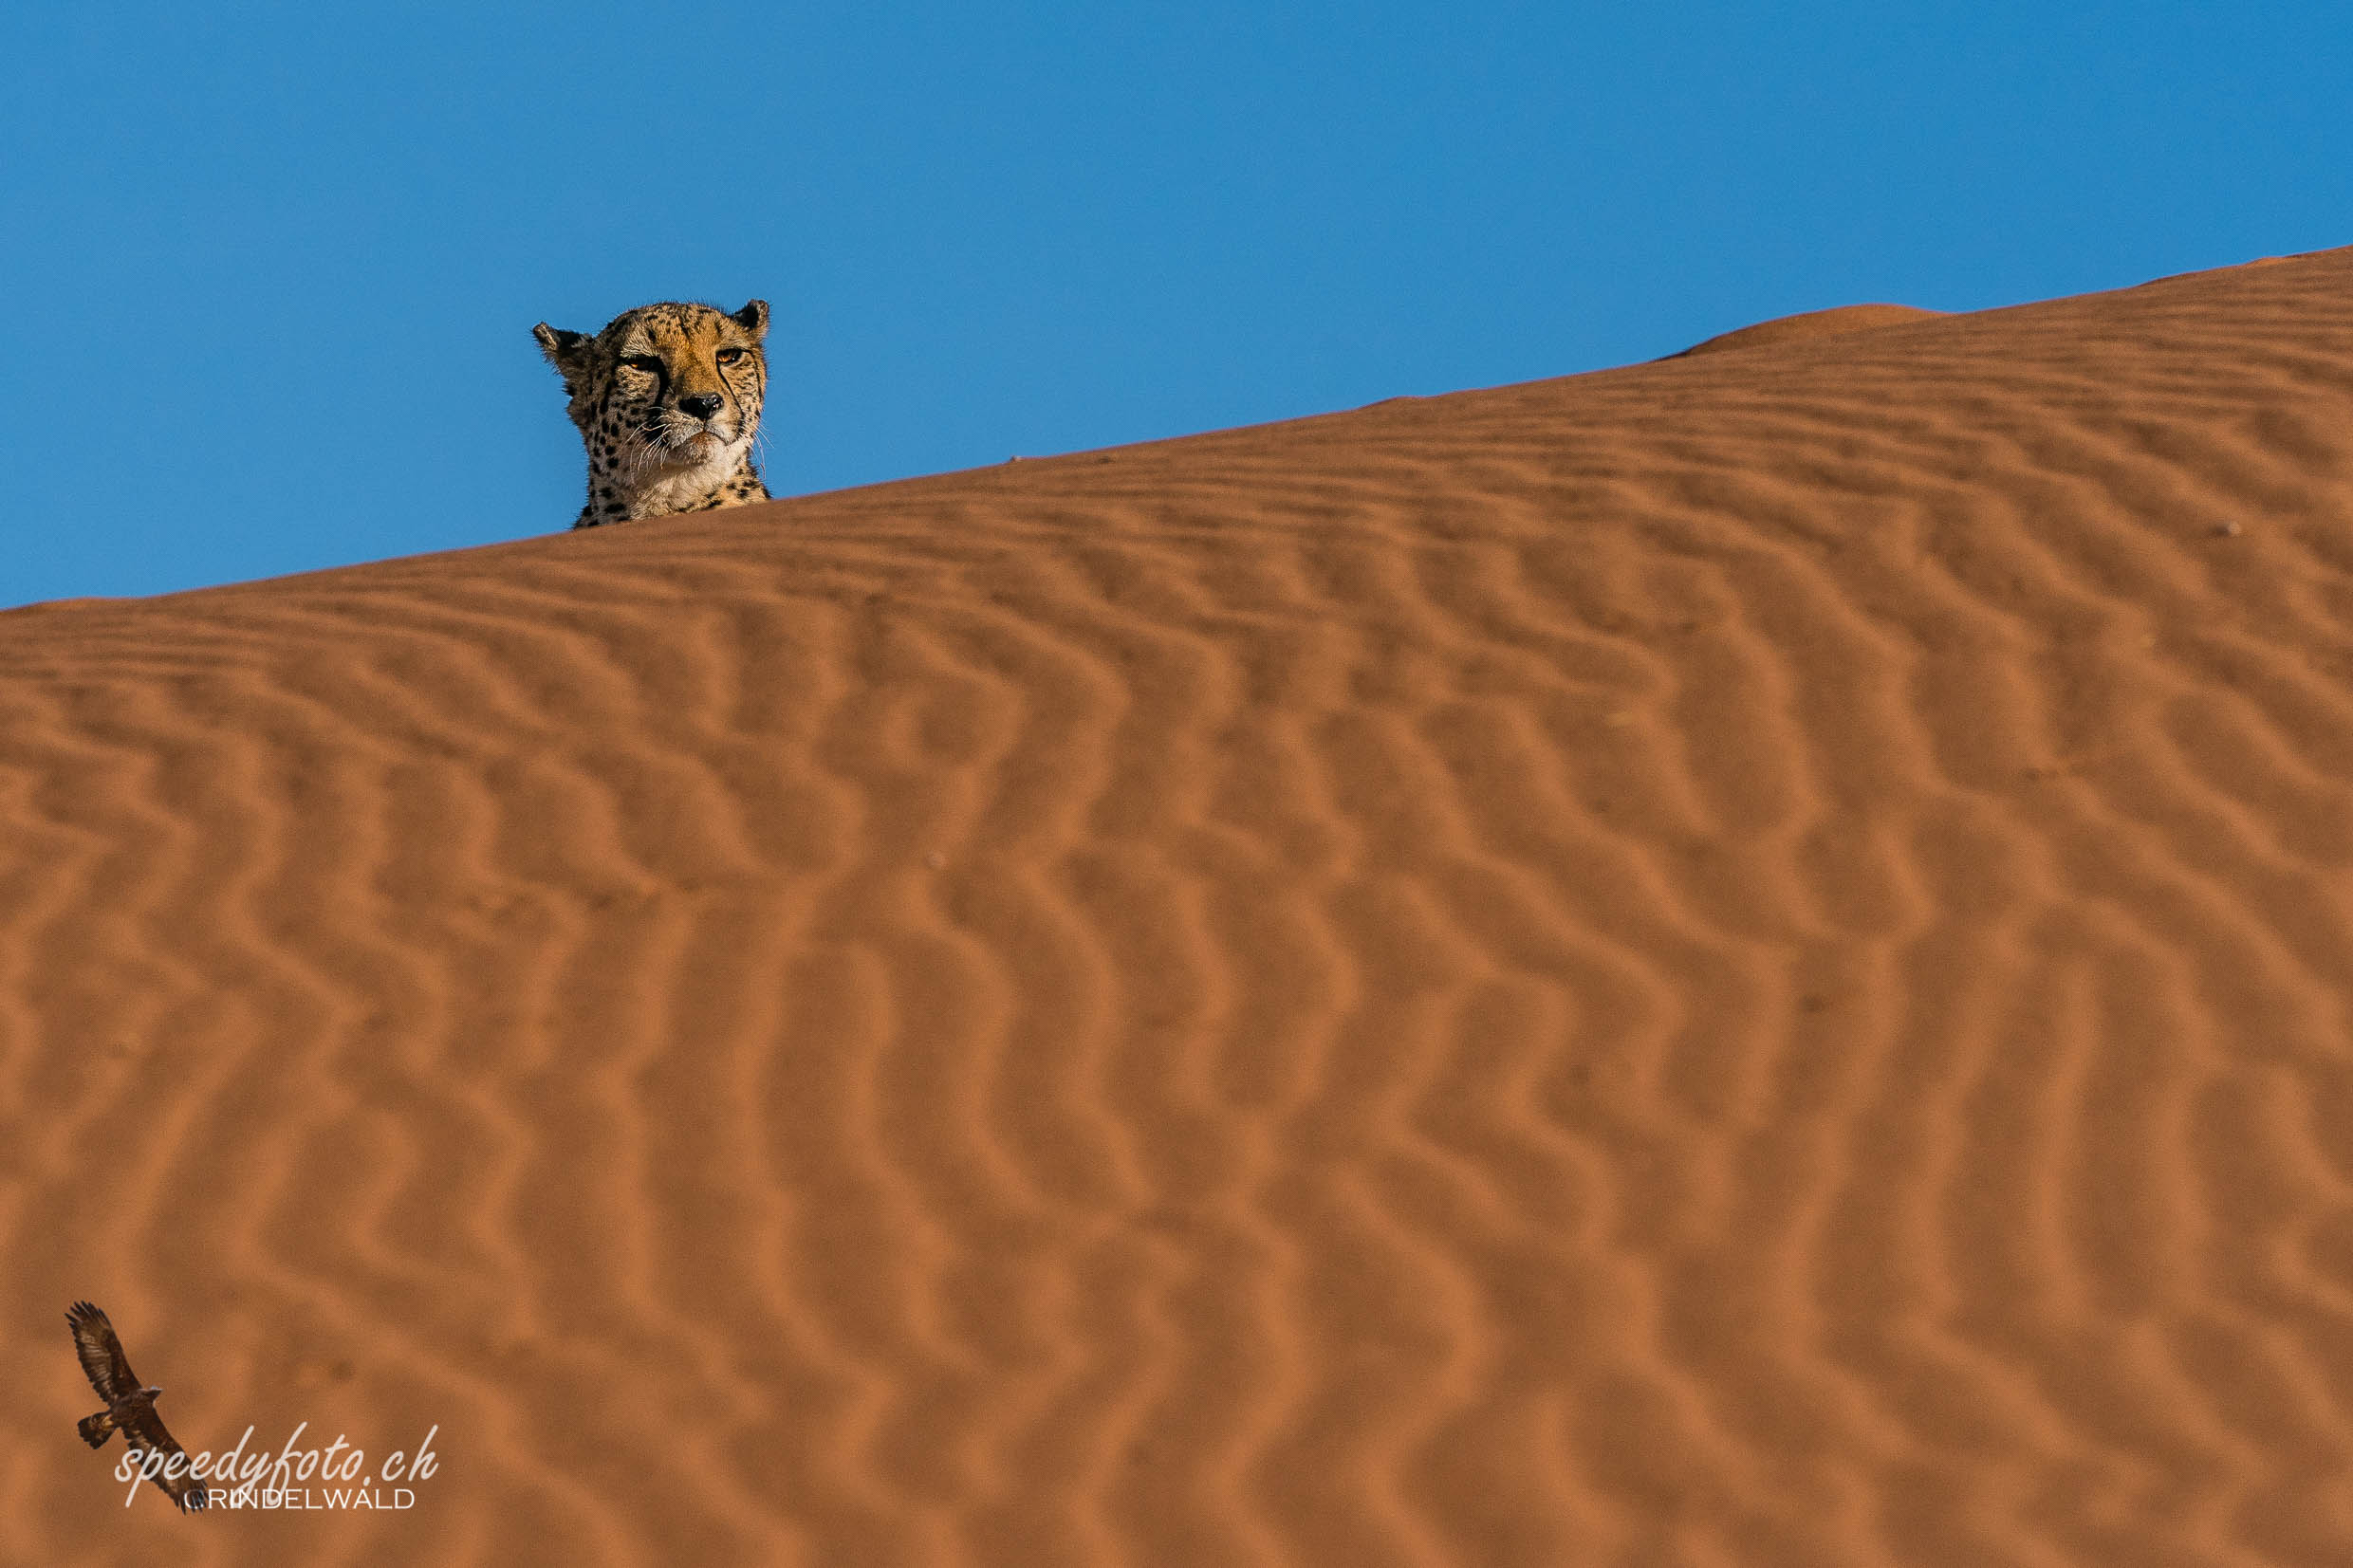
left=533, top=300, right=771, bottom=528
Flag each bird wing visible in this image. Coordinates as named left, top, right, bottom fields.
left=65, top=1301, right=140, bottom=1405
left=123, top=1402, right=208, bottom=1512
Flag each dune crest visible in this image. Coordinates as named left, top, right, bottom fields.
left=1671, top=302, right=1945, bottom=358
left=9, top=247, right=2353, bottom=1565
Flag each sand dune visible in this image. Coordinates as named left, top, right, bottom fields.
left=10, top=249, right=2353, bottom=1565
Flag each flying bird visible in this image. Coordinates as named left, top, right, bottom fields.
left=66, top=1301, right=208, bottom=1512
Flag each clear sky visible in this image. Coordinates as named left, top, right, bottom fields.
left=8, top=2, right=2350, bottom=608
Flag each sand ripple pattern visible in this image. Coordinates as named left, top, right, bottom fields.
left=7, top=251, right=2353, bottom=1564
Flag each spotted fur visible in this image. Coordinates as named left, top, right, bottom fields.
left=533, top=300, right=771, bottom=529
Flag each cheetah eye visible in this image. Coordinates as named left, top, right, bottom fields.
left=716, top=347, right=746, bottom=366
left=621, top=355, right=663, bottom=375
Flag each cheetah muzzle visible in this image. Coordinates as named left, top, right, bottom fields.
left=533, top=299, right=772, bottom=529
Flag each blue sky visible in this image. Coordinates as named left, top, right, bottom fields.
left=7, top=2, right=2350, bottom=608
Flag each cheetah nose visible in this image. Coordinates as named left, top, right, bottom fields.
left=679, top=394, right=723, bottom=421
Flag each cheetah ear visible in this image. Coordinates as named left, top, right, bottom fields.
left=532, top=323, right=593, bottom=379
left=732, top=301, right=769, bottom=340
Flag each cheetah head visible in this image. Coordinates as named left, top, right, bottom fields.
left=533, top=300, right=769, bottom=515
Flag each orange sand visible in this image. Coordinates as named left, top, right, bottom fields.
left=10, top=249, right=2353, bottom=1566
